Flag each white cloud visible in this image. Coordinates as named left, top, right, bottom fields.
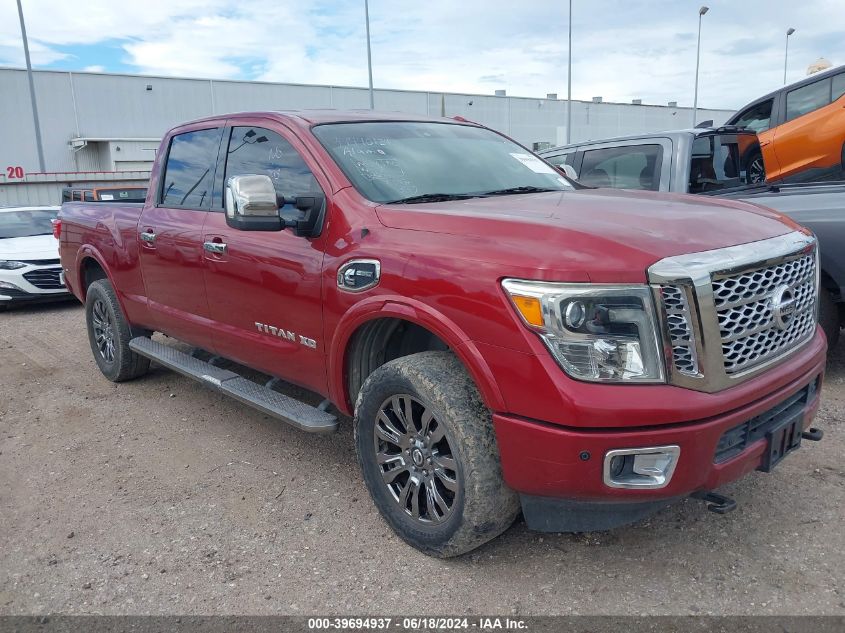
left=0, top=0, right=842, bottom=110
left=82, top=65, right=105, bottom=73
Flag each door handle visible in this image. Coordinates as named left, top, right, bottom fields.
left=203, top=241, right=227, bottom=255
left=140, top=230, right=156, bottom=244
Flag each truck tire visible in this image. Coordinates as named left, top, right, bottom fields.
left=819, top=288, right=840, bottom=348
left=85, top=279, right=150, bottom=382
left=354, top=351, right=519, bottom=557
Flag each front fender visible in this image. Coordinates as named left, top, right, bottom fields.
left=328, top=295, right=507, bottom=416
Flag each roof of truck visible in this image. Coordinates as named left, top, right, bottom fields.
left=181, top=110, right=477, bottom=128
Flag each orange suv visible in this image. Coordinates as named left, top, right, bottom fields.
left=726, top=64, right=845, bottom=183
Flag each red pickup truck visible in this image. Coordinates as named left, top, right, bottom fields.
left=58, top=110, right=826, bottom=557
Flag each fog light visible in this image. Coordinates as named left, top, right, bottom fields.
left=0, top=281, right=23, bottom=290
left=603, top=446, right=680, bottom=489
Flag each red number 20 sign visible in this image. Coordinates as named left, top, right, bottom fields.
left=6, top=166, right=25, bottom=179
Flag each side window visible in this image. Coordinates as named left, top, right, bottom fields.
left=733, top=100, right=773, bottom=133
left=224, top=126, right=321, bottom=201
left=832, top=73, right=845, bottom=102
left=72, top=191, right=82, bottom=201
left=160, top=128, right=222, bottom=209
left=579, top=145, right=662, bottom=190
left=786, top=79, right=831, bottom=122
left=689, top=135, right=747, bottom=193
left=546, top=152, right=575, bottom=168
left=83, top=191, right=95, bottom=201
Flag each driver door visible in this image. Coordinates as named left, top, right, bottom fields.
left=202, top=120, right=330, bottom=395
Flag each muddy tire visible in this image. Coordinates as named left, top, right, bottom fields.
left=354, top=351, right=519, bottom=557
left=85, top=279, right=150, bottom=382
left=819, top=288, right=840, bottom=348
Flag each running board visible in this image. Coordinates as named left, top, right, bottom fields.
left=129, top=337, right=338, bottom=434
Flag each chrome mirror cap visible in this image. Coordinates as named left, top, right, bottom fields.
left=225, top=174, right=278, bottom=218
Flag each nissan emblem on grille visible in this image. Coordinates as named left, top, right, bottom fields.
left=648, top=232, right=818, bottom=392
left=771, top=285, right=797, bottom=331
left=713, top=253, right=816, bottom=374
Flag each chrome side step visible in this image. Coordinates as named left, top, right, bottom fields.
left=129, top=337, right=337, bottom=434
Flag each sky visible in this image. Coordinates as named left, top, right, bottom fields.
left=0, top=0, right=842, bottom=111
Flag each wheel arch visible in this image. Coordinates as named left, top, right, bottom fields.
left=329, top=297, right=506, bottom=417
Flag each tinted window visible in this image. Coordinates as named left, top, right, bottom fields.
left=83, top=191, right=95, bottom=201
left=688, top=134, right=756, bottom=193
left=224, top=127, right=320, bottom=200
left=96, top=188, right=147, bottom=202
left=0, top=209, right=58, bottom=239
left=832, top=73, right=845, bottom=102
left=733, top=100, right=773, bottom=133
left=786, top=79, right=831, bottom=121
left=579, top=145, right=662, bottom=190
left=160, top=128, right=222, bottom=208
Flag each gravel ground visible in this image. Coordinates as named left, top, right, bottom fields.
left=0, top=301, right=843, bottom=616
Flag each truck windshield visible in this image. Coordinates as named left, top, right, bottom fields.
left=0, top=209, right=58, bottom=239
left=312, top=122, right=573, bottom=203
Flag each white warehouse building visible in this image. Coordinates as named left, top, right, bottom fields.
left=0, top=67, right=734, bottom=205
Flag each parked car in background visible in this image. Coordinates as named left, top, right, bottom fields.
left=58, top=110, right=826, bottom=556
left=726, top=64, right=845, bottom=183
left=60, top=186, right=148, bottom=203
left=0, top=206, right=69, bottom=309
left=539, top=131, right=845, bottom=344
left=540, top=127, right=764, bottom=192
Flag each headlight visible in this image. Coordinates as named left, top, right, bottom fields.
left=0, top=260, right=27, bottom=270
left=502, top=279, right=665, bottom=383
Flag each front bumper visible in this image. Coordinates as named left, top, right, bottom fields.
left=0, top=264, right=70, bottom=305
left=493, top=329, right=826, bottom=532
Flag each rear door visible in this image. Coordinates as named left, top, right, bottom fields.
left=138, top=126, right=224, bottom=347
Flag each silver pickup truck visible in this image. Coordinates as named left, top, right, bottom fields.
left=539, top=129, right=845, bottom=345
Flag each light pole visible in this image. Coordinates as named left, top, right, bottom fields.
left=784, top=27, right=795, bottom=85
left=692, top=5, right=709, bottom=127
left=16, top=0, right=45, bottom=173
left=566, top=0, right=572, bottom=144
left=364, top=0, right=374, bottom=109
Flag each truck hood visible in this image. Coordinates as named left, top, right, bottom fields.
left=375, top=188, right=799, bottom=282
left=0, top=234, right=61, bottom=262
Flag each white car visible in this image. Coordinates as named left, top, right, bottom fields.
left=0, top=206, right=70, bottom=309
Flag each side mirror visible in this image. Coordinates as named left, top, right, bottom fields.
left=225, top=175, right=283, bottom=231
left=284, top=194, right=326, bottom=238
left=559, top=164, right=578, bottom=180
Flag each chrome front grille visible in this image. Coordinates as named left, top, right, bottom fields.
left=660, top=285, right=698, bottom=376
left=649, top=232, right=818, bottom=393
left=713, top=253, right=816, bottom=374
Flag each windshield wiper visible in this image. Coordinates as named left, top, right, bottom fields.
left=479, top=186, right=560, bottom=196
left=386, top=193, right=480, bottom=204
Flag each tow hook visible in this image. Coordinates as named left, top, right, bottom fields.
left=802, top=427, right=824, bottom=441
left=691, top=491, right=737, bottom=515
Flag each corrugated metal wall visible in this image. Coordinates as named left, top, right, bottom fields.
left=0, top=67, right=733, bottom=177
left=0, top=172, right=150, bottom=206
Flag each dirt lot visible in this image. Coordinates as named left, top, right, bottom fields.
left=1, top=301, right=844, bottom=616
